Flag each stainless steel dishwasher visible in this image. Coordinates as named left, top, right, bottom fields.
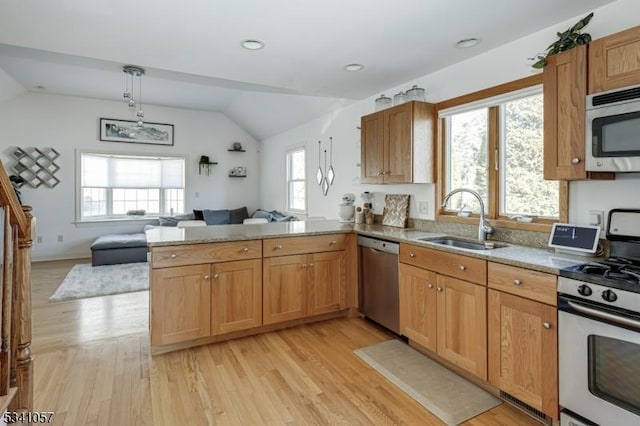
left=358, top=236, right=400, bottom=334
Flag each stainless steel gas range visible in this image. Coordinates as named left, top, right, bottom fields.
left=557, top=209, right=640, bottom=426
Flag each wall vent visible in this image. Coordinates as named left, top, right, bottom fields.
left=499, top=391, right=552, bottom=426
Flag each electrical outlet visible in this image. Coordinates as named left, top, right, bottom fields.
left=418, top=201, right=428, bottom=214
left=37, top=236, right=43, bottom=243
left=588, top=210, right=604, bottom=230
left=57, top=235, right=63, bottom=243
left=195, top=191, right=200, bottom=198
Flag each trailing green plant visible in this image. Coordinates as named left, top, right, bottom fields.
left=530, top=12, right=594, bottom=69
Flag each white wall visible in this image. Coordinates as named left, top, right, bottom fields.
left=0, top=93, right=259, bottom=261
left=0, top=67, right=24, bottom=104
left=259, top=0, right=640, bottom=224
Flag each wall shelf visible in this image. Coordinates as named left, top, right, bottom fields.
left=227, top=149, right=246, bottom=152
left=228, top=175, right=247, bottom=178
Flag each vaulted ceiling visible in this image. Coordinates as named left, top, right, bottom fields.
left=0, top=0, right=615, bottom=140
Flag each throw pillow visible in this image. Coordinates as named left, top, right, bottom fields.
left=193, top=209, right=204, bottom=221
left=203, top=209, right=231, bottom=225
left=158, top=212, right=195, bottom=227
left=251, top=209, right=273, bottom=222
left=229, top=207, right=249, bottom=224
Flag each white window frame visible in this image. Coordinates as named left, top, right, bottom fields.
left=75, top=150, right=186, bottom=223
left=285, top=146, right=306, bottom=214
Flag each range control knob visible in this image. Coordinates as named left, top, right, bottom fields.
left=602, top=289, right=618, bottom=303
left=577, top=284, right=592, bottom=296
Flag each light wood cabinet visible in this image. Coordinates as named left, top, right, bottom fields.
left=151, top=264, right=211, bottom=346
left=488, top=289, right=558, bottom=419
left=543, top=45, right=590, bottom=180
left=263, top=254, right=308, bottom=325
left=436, top=275, right=487, bottom=379
left=361, top=101, right=435, bottom=184
left=308, top=251, right=346, bottom=316
left=487, top=261, right=558, bottom=419
left=399, top=263, right=437, bottom=352
left=264, top=251, right=346, bottom=325
left=399, top=244, right=487, bottom=379
left=589, top=25, right=640, bottom=94
left=211, top=259, right=262, bottom=335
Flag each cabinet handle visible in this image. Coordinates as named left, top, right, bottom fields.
left=428, top=284, right=434, bottom=289
left=204, top=275, right=210, bottom=280
left=330, top=240, right=337, bottom=245
left=409, top=253, right=416, bottom=258
left=513, top=279, right=522, bottom=286
left=378, top=171, right=384, bottom=175
left=170, top=254, right=177, bottom=259
left=543, top=322, right=552, bottom=329
left=459, top=265, right=466, bottom=271
left=243, top=247, right=249, bottom=253
left=276, top=244, right=283, bottom=250
left=309, top=263, right=315, bottom=267
left=571, top=157, right=580, bottom=164
left=437, top=287, right=443, bottom=292
left=214, top=274, right=220, bottom=279
left=302, top=263, right=307, bottom=268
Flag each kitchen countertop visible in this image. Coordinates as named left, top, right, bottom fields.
left=146, top=220, right=592, bottom=274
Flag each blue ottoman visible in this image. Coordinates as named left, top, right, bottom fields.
left=90, top=233, right=148, bottom=266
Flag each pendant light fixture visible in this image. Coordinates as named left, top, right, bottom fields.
left=122, top=65, right=145, bottom=127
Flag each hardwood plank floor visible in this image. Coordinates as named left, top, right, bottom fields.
left=32, top=259, right=541, bottom=425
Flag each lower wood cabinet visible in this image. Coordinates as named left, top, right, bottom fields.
left=151, top=264, right=211, bottom=346
left=211, top=259, right=262, bottom=335
left=399, top=262, right=487, bottom=380
left=488, top=289, right=558, bottom=419
left=263, top=251, right=346, bottom=325
left=151, top=259, right=263, bottom=346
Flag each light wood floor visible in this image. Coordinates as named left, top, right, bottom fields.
left=32, top=259, right=541, bottom=425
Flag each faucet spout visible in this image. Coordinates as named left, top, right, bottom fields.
left=442, top=188, right=494, bottom=241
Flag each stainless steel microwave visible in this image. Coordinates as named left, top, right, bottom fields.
left=586, top=84, right=640, bottom=172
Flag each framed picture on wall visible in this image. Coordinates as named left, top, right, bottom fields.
left=99, top=118, right=174, bottom=146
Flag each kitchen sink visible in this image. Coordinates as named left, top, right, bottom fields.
left=415, top=237, right=507, bottom=250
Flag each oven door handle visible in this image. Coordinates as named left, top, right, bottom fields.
left=568, top=300, right=640, bottom=331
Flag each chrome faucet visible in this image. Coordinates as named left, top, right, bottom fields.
left=442, top=188, right=494, bottom=241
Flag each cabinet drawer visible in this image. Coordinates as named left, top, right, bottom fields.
left=263, top=234, right=346, bottom=257
left=151, top=240, right=262, bottom=268
left=488, top=262, right=556, bottom=306
left=400, top=243, right=486, bottom=285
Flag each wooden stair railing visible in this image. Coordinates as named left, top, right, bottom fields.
left=0, top=161, right=34, bottom=415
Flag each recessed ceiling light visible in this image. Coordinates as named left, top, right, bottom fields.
left=241, top=39, right=265, bottom=50
left=343, top=63, right=364, bottom=72
left=456, top=38, right=480, bottom=48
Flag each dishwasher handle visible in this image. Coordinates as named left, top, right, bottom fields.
left=357, top=236, right=399, bottom=254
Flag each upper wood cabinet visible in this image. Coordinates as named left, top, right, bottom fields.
left=543, top=45, right=614, bottom=181
left=543, top=45, right=589, bottom=180
left=360, top=101, right=435, bottom=184
left=589, top=25, right=640, bottom=94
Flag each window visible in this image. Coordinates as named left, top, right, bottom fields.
left=286, top=148, right=306, bottom=213
left=441, top=77, right=562, bottom=225
left=78, top=152, right=185, bottom=221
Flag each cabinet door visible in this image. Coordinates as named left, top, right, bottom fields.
left=543, top=46, right=588, bottom=180
left=308, top=251, right=346, bottom=316
left=436, top=275, right=487, bottom=379
left=488, top=290, right=558, bottom=419
left=384, top=102, right=413, bottom=183
left=399, top=263, right=437, bottom=352
left=361, top=112, right=384, bottom=184
left=589, top=25, right=640, bottom=94
left=211, top=259, right=262, bottom=335
left=263, top=254, right=308, bottom=325
left=151, top=264, right=211, bottom=346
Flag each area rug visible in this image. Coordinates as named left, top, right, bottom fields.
left=354, top=339, right=501, bottom=425
left=49, top=262, right=149, bottom=302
